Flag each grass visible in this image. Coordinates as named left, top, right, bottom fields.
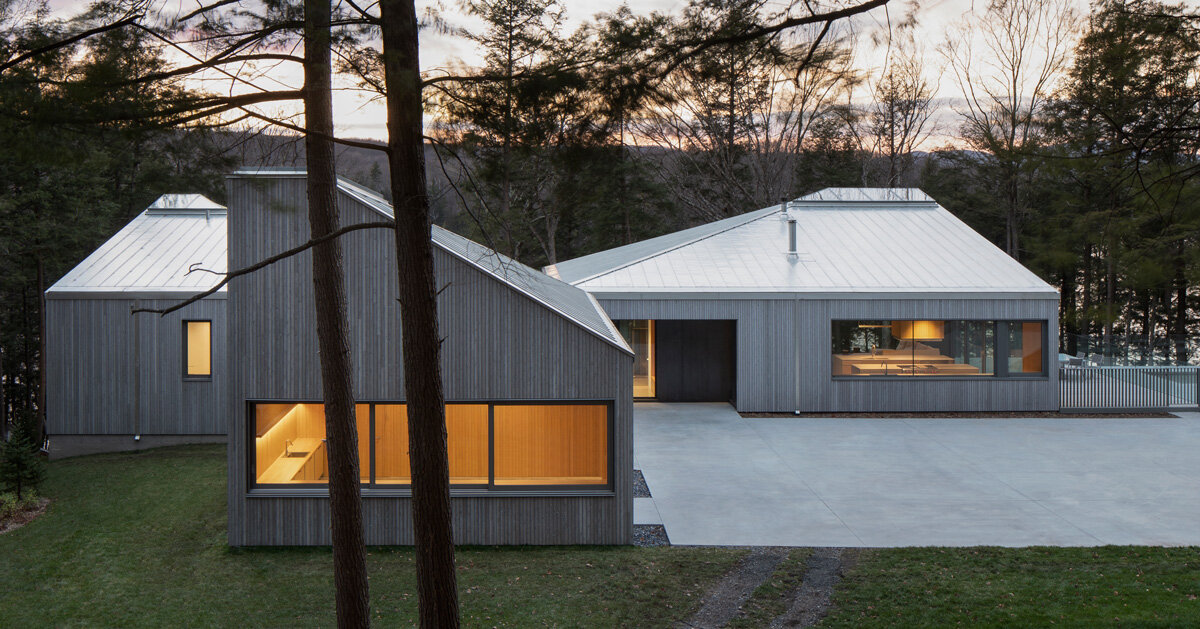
left=0, top=445, right=744, bottom=628
left=822, top=547, right=1200, bottom=627
left=9, top=446, right=1200, bottom=627
left=727, top=549, right=812, bottom=628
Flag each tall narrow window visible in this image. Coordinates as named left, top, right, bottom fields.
left=184, top=320, right=212, bottom=378
left=1007, top=322, right=1046, bottom=375
left=617, top=320, right=655, bottom=398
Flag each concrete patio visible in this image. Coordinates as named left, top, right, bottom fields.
left=633, top=402, right=1200, bottom=547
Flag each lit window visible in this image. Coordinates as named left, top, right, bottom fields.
left=616, top=320, right=656, bottom=398
left=375, top=404, right=489, bottom=485
left=249, top=402, right=610, bottom=489
left=184, top=321, right=212, bottom=378
left=253, top=403, right=370, bottom=485
left=494, top=405, right=608, bottom=485
left=831, top=320, right=1047, bottom=378
left=1008, top=322, right=1046, bottom=375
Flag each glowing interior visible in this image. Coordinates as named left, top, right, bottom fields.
left=185, top=321, right=211, bottom=376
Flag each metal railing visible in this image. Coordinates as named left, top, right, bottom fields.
left=1060, top=366, right=1200, bottom=411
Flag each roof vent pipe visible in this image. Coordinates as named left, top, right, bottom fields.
left=779, top=197, right=789, bottom=221
left=787, top=216, right=798, bottom=260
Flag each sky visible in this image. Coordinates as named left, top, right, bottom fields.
left=44, top=0, right=1094, bottom=142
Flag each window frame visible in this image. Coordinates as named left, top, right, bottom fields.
left=182, top=320, right=213, bottom=381
left=830, top=319, right=1049, bottom=380
left=245, top=399, right=616, bottom=496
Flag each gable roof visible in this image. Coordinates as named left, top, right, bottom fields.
left=230, top=169, right=630, bottom=352
left=47, top=194, right=227, bottom=299
left=555, top=187, right=1059, bottom=299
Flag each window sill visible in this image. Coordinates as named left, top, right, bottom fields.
left=184, top=376, right=213, bottom=382
left=246, top=487, right=617, bottom=499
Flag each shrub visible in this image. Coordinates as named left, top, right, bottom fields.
left=0, top=410, right=46, bottom=501
left=0, top=490, right=39, bottom=520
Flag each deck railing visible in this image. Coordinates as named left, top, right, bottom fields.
left=1060, top=366, right=1200, bottom=411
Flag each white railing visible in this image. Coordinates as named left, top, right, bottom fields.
left=1060, top=366, right=1199, bottom=411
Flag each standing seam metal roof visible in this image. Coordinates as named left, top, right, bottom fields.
left=47, top=194, right=227, bottom=298
left=329, top=176, right=630, bottom=352
left=555, top=188, right=1058, bottom=297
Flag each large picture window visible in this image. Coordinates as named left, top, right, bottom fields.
left=250, top=401, right=610, bottom=490
left=832, top=320, right=1045, bottom=378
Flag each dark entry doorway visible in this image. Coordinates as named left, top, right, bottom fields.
left=655, top=320, right=736, bottom=402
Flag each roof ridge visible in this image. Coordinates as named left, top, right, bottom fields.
left=565, top=204, right=783, bottom=285
left=430, top=226, right=631, bottom=354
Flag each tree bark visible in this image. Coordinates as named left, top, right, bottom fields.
left=304, top=0, right=371, bottom=626
left=379, top=0, right=461, bottom=626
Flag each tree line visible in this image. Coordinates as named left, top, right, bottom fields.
left=431, top=0, right=1200, bottom=364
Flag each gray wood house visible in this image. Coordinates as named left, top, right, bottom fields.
left=225, top=171, right=633, bottom=545
left=45, top=194, right=229, bottom=458
left=548, top=188, right=1060, bottom=413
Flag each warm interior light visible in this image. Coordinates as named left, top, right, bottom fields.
left=494, top=405, right=607, bottom=485
left=892, top=320, right=945, bottom=341
left=185, top=321, right=211, bottom=376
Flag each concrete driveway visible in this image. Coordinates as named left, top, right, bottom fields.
left=633, top=402, right=1200, bottom=547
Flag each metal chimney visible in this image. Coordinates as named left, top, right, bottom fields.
left=787, top=216, right=798, bottom=260
left=778, top=197, right=790, bottom=221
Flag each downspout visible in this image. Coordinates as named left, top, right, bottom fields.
left=132, top=301, right=141, bottom=443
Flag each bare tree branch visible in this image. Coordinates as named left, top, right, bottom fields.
left=131, top=220, right=395, bottom=316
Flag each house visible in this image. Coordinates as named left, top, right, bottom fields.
left=224, top=171, right=632, bottom=545
left=548, top=187, right=1060, bottom=413
left=44, top=194, right=229, bottom=458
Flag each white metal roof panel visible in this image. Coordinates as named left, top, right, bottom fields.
left=568, top=188, right=1058, bottom=297
left=279, top=172, right=627, bottom=351
left=47, top=195, right=227, bottom=297
left=547, top=205, right=781, bottom=284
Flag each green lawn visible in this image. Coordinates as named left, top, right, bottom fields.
left=0, top=445, right=742, bottom=628
left=823, top=547, right=1200, bottom=628
left=7, top=446, right=1200, bottom=628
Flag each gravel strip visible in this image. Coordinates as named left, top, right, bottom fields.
left=633, top=524, right=669, bottom=547
left=679, top=547, right=788, bottom=629
left=633, top=469, right=651, bottom=498
left=769, top=547, right=855, bottom=628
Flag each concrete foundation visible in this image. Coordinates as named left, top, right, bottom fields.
left=46, top=434, right=226, bottom=459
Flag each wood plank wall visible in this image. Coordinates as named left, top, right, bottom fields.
left=599, top=296, right=1059, bottom=413
left=226, top=174, right=632, bottom=546
left=45, top=296, right=227, bottom=436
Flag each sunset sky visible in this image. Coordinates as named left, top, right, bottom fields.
left=45, top=0, right=1092, bottom=143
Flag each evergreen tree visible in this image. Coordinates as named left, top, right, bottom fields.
left=0, top=409, right=46, bottom=501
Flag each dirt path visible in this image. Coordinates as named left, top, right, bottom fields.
left=769, top=547, right=855, bottom=628
left=679, top=547, right=789, bottom=629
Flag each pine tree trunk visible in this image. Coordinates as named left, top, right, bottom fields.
left=304, top=0, right=371, bottom=625
left=379, top=1, right=461, bottom=626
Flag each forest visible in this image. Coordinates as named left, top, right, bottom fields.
left=1, top=0, right=1198, bottom=431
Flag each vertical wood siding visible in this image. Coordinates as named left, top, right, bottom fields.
left=45, top=297, right=227, bottom=436
left=599, top=296, right=1059, bottom=412
left=226, top=175, right=632, bottom=546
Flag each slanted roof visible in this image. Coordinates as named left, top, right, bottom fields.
left=546, top=205, right=781, bottom=285
left=556, top=187, right=1059, bottom=299
left=47, top=194, right=227, bottom=299
left=228, top=169, right=630, bottom=352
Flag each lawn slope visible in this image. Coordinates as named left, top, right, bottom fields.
left=0, top=445, right=741, bottom=627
